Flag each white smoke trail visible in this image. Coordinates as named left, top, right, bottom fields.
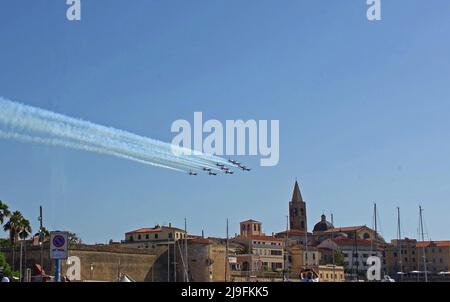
left=0, top=97, right=229, bottom=173
left=17, top=97, right=230, bottom=169
left=0, top=130, right=184, bottom=172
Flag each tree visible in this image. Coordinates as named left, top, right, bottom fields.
left=68, top=232, right=82, bottom=245
left=0, top=200, right=11, bottom=225
left=0, top=252, right=12, bottom=279
left=333, top=250, right=345, bottom=267
left=18, top=219, right=32, bottom=241
left=3, top=211, right=32, bottom=274
left=3, top=211, right=25, bottom=246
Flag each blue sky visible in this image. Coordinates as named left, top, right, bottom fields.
left=1, top=0, right=450, bottom=243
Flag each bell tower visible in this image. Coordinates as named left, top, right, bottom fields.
left=289, top=180, right=307, bottom=232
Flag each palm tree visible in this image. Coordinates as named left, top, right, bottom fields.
left=0, top=200, right=11, bottom=225
left=3, top=211, right=32, bottom=276
left=18, top=218, right=32, bottom=281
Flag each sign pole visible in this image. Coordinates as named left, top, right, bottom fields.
left=50, top=231, right=69, bottom=282
left=55, top=259, right=61, bottom=282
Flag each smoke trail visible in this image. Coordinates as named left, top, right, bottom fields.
left=0, top=97, right=228, bottom=173
left=0, top=130, right=184, bottom=172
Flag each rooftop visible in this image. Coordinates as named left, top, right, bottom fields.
left=240, top=219, right=261, bottom=224
left=324, top=226, right=366, bottom=233
left=416, top=241, right=450, bottom=248
left=126, top=225, right=185, bottom=235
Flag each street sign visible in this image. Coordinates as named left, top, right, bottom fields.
left=50, top=231, right=69, bottom=259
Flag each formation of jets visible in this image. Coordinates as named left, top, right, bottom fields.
left=188, top=158, right=251, bottom=176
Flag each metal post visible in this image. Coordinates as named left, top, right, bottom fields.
left=55, top=259, right=61, bottom=282
left=19, top=240, right=23, bottom=282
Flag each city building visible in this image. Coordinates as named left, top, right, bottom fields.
left=288, top=245, right=320, bottom=272
left=276, top=181, right=313, bottom=246
left=317, top=265, right=346, bottom=282
left=323, top=225, right=382, bottom=242
left=385, top=238, right=418, bottom=276
left=289, top=180, right=307, bottom=232
left=318, top=237, right=383, bottom=278
left=233, top=220, right=284, bottom=272
left=416, top=241, right=450, bottom=274
left=122, top=224, right=187, bottom=249
left=385, top=239, right=450, bottom=276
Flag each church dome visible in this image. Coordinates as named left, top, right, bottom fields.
left=313, top=214, right=333, bottom=233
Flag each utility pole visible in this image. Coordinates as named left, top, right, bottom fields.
left=419, top=206, right=428, bottom=282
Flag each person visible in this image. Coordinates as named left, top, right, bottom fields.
left=1, top=275, right=10, bottom=282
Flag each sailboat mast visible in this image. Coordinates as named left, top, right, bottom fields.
left=373, top=202, right=378, bottom=247
left=284, top=215, right=289, bottom=281
left=419, top=206, right=428, bottom=282
left=185, top=218, right=189, bottom=282
left=397, top=207, right=403, bottom=276
left=331, top=213, right=336, bottom=282
left=225, top=218, right=229, bottom=282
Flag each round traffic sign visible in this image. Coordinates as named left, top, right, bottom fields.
left=53, top=235, right=66, bottom=248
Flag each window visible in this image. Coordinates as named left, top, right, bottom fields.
left=168, top=233, right=173, bottom=239
left=138, top=234, right=141, bottom=240
left=254, top=224, right=257, bottom=231
left=155, top=234, right=158, bottom=239
left=404, top=258, right=408, bottom=262
left=145, top=234, right=149, bottom=239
